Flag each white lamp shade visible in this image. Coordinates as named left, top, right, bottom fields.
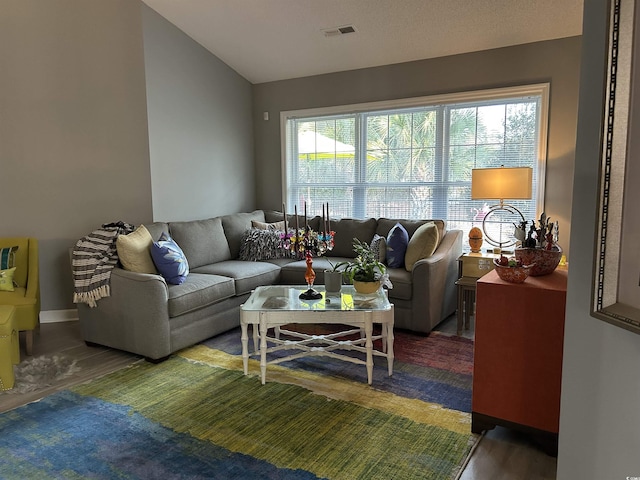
left=471, top=167, right=533, bottom=200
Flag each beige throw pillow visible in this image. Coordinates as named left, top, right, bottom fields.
left=251, top=220, right=286, bottom=231
left=404, top=222, right=440, bottom=272
left=116, top=225, right=158, bottom=274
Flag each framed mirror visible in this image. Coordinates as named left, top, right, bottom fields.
left=592, top=0, right=640, bottom=334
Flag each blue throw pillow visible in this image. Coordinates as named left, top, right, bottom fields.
left=150, top=232, right=189, bottom=285
left=386, top=223, right=409, bottom=268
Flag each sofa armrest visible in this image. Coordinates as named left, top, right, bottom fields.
left=409, top=230, right=463, bottom=332
left=77, top=267, right=172, bottom=359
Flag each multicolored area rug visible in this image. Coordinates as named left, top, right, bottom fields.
left=0, top=328, right=477, bottom=480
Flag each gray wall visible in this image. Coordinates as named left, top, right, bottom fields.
left=558, top=0, right=640, bottom=477
left=252, top=37, right=581, bottom=259
left=0, top=1, right=255, bottom=311
left=0, top=0, right=153, bottom=311
left=141, top=5, right=255, bottom=222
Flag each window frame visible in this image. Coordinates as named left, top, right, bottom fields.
left=280, top=84, right=549, bottom=225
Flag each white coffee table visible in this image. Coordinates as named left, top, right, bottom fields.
left=240, top=285, right=394, bottom=385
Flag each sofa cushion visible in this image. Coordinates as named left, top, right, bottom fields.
left=329, top=218, right=378, bottom=257
left=264, top=211, right=321, bottom=233
left=116, top=225, right=158, bottom=274
left=405, top=222, right=439, bottom=272
left=221, top=211, right=266, bottom=259
left=386, top=223, right=409, bottom=268
left=167, top=273, right=235, bottom=318
left=150, top=232, right=189, bottom=285
left=169, top=217, right=231, bottom=268
left=279, top=256, right=352, bottom=285
left=385, top=267, right=412, bottom=301
left=376, top=218, right=445, bottom=245
left=192, top=260, right=281, bottom=295
left=144, top=222, right=170, bottom=242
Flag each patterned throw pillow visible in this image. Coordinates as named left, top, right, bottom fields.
left=370, top=234, right=387, bottom=264
left=150, top=232, right=189, bottom=285
left=0, top=267, right=16, bottom=292
left=239, top=229, right=286, bottom=261
left=386, top=223, right=409, bottom=268
left=0, top=246, right=18, bottom=270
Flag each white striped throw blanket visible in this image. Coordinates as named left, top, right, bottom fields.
left=72, top=222, right=135, bottom=307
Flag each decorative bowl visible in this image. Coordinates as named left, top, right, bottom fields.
left=515, top=246, right=562, bottom=276
left=493, top=260, right=535, bottom=284
left=353, top=280, right=381, bottom=294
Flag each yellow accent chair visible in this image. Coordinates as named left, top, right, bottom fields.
left=0, top=306, right=19, bottom=390
left=0, top=238, right=40, bottom=356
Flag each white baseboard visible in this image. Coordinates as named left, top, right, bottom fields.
left=40, top=309, right=79, bottom=324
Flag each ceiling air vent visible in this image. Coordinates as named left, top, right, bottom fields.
left=321, top=24, right=357, bottom=38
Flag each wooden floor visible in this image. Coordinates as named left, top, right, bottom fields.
left=0, top=317, right=557, bottom=479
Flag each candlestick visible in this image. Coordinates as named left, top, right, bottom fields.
left=295, top=205, right=299, bottom=249
left=304, top=201, right=307, bottom=228
left=282, top=203, right=287, bottom=234
left=322, top=204, right=325, bottom=236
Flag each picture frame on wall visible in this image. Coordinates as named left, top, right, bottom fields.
left=592, top=0, right=640, bottom=334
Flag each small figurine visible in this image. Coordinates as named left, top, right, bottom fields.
left=524, top=222, right=537, bottom=248
left=513, top=220, right=527, bottom=243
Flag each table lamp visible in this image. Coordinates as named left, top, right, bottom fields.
left=471, top=166, right=532, bottom=251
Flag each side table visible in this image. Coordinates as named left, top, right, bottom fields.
left=455, top=252, right=498, bottom=335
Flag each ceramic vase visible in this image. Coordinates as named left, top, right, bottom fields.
left=324, top=270, right=343, bottom=295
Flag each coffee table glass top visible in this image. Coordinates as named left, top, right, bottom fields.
left=242, top=285, right=391, bottom=312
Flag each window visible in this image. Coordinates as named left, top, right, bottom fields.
left=282, top=85, right=548, bottom=247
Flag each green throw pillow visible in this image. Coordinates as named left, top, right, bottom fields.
left=0, top=246, right=18, bottom=270
left=0, top=267, right=16, bottom=292
left=404, top=222, right=440, bottom=272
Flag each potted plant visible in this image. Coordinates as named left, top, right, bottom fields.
left=337, top=238, right=389, bottom=294
left=323, top=258, right=343, bottom=295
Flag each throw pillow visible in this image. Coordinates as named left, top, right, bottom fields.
left=251, top=220, right=286, bottom=231
left=150, top=232, right=189, bottom=285
left=0, top=267, right=16, bottom=292
left=116, top=225, right=158, bottom=274
left=404, top=222, right=440, bottom=272
left=386, top=223, right=409, bottom=268
left=0, top=246, right=18, bottom=270
left=370, top=234, right=387, bottom=264
left=239, top=229, right=285, bottom=261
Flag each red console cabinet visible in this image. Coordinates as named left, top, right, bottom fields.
left=471, top=269, right=567, bottom=455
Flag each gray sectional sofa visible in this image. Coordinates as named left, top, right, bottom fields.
left=76, top=210, right=462, bottom=361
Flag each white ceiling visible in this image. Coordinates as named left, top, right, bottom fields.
left=141, top=0, right=584, bottom=84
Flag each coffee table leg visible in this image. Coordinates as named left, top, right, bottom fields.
left=260, top=314, right=268, bottom=385
left=241, top=316, right=249, bottom=375
left=365, top=319, right=373, bottom=385
left=252, top=324, right=258, bottom=352
left=386, top=320, right=394, bottom=376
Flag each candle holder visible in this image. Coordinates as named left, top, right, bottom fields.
left=280, top=202, right=334, bottom=300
